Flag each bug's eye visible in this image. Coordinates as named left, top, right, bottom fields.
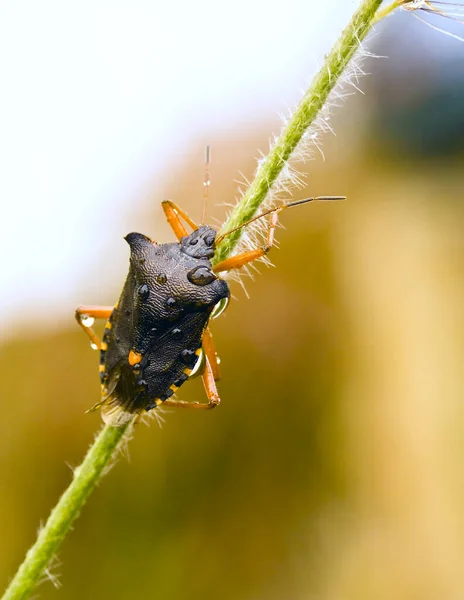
left=187, top=266, right=217, bottom=286
left=205, top=235, right=215, bottom=247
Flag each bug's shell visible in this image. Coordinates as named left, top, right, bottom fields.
left=99, top=227, right=229, bottom=424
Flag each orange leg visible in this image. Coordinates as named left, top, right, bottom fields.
left=163, top=355, right=220, bottom=410
left=75, top=305, right=113, bottom=350
left=202, top=326, right=221, bottom=380
left=213, top=211, right=280, bottom=273
left=162, top=200, right=199, bottom=241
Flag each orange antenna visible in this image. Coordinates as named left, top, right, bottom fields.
left=215, top=196, right=345, bottom=245
left=201, top=145, right=211, bottom=224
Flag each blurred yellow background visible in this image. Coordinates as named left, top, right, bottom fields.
left=2, top=4, right=464, bottom=600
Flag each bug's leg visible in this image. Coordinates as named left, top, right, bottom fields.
left=162, top=356, right=220, bottom=410
left=200, top=355, right=221, bottom=408
left=161, top=200, right=199, bottom=240
left=202, top=326, right=221, bottom=381
left=213, top=211, right=280, bottom=273
left=75, top=305, right=113, bottom=350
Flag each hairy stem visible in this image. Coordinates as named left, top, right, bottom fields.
left=372, top=0, right=405, bottom=24
left=3, top=1, right=389, bottom=599
left=2, top=421, right=133, bottom=600
left=213, top=0, right=383, bottom=265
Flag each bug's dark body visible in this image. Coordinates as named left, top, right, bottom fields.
left=100, top=226, right=229, bottom=416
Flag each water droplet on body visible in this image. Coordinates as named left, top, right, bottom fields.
left=180, top=349, right=196, bottom=366
left=139, top=284, right=150, bottom=300
left=81, top=316, right=95, bottom=327
left=211, top=297, right=229, bottom=319
left=187, top=266, right=216, bottom=286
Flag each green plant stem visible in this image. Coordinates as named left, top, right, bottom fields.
left=3, top=2, right=390, bottom=599
left=2, top=421, right=133, bottom=600
left=372, top=0, right=405, bottom=25
left=213, top=0, right=383, bottom=265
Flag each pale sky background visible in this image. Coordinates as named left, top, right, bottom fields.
left=0, top=1, right=460, bottom=338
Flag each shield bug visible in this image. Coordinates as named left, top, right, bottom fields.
left=76, top=194, right=343, bottom=426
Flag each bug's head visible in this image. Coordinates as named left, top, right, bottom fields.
left=180, top=225, right=217, bottom=259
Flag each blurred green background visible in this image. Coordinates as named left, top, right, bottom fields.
left=2, top=5, right=464, bottom=600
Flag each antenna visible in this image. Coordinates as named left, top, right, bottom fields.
left=215, top=196, right=345, bottom=245
left=201, top=145, right=211, bottom=225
